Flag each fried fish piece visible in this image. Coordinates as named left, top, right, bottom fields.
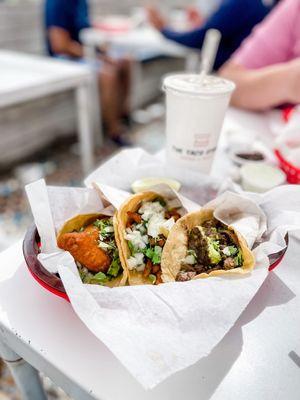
left=57, top=225, right=111, bottom=273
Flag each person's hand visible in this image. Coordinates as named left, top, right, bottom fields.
left=186, top=6, right=204, bottom=28
left=146, top=6, right=167, bottom=31
left=286, top=58, right=300, bottom=104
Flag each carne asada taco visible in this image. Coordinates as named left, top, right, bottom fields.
left=161, top=209, right=255, bottom=282
left=57, top=213, right=127, bottom=287
left=118, top=191, right=184, bottom=285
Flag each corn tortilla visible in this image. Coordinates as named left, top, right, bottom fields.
left=161, top=209, right=255, bottom=282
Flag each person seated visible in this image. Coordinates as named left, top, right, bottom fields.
left=220, top=0, right=300, bottom=111
left=45, top=0, right=131, bottom=144
left=147, top=0, right=280, bottom=70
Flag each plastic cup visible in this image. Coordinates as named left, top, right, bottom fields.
left=163, top=74, right=235, bottom=173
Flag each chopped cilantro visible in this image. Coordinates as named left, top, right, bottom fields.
left=94, top=218, right=114, bottom=239
left=145, top=246, right=162, bottom=265
left=157, top=198, right=166, bottom=207
left=99, top=240, right=116, bottom=251
left=128, top=241, right=138, bottom=255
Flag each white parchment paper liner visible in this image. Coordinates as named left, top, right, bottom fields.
left=25, top=149, right=300, bottom=390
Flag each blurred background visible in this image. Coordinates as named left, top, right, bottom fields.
left=0, top=0, right=205, bottom=254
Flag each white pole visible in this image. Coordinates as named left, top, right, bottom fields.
left=0, top=341, right=47, bottom=400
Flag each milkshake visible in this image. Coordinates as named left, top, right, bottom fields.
left=163, top=74, right=235, bottom=173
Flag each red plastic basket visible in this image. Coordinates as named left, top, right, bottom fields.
left=274, top=149, right=300, bottom=184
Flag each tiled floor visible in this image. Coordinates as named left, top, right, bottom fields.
left=0, top=111, right=165, bottom=399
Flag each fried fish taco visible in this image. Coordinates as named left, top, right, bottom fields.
left=161, top=209, right=255, bottom=282
left=118, top=191, right=184, bottom=285
left=57, top=213, right=127, bottom=287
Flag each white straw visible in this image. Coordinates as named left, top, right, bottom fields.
left=199, top=29, right=221, bottom=84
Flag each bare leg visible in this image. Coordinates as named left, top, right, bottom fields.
left=117, top=58, right=132, bottom=117
left=98, top=64, right=124, bottom=138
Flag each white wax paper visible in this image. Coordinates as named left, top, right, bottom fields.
left=25, top=149, right=300, bottom=390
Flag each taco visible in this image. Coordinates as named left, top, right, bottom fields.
left=57, top=213, right=127, bottom=287
left=118, top=192, right=184, bottom=285
left=161, top=209, right=255, bottom=282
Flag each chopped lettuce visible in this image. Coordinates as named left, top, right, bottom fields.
left=222, top=245, right=238, bottom=257
left=88, top=272, right=108, bottom=285
left=228, top=246, right=238, bottom=256
left=107, top=257, right=121, bottom=277
left=234, top=249, right=243, bottom=267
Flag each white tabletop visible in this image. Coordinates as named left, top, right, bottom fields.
left=0, top=233, right=299, bottom=400
left=0, top=51, right=92, bottom=107
left=80, top=26, right=190, bottom=59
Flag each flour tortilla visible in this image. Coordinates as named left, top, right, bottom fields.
left=57, top=213, right=127, bottom=287
left=161, top=209, right=255, bottom=282
left=117, top=192, right=167, bottom=285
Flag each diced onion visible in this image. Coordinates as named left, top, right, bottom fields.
left=125, top=229, right=148, bottom=249
left=184, top=255, right=196, bottom=265
left=222, top=247, right=231, bottom=256
left=127, top=253, right=145, bottom=271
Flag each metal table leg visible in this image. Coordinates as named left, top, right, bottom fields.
left=76, top=82, right=95, bottom=175
left=0, top=340, right=47, bottom=400
left=83, top=43, right=103, bottom=147
left=89, top=73, right=103, bottom=147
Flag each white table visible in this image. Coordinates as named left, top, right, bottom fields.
left=0, top=232, right=299, bottom=400
left=80, top=26, right=195, bottom=67
left=0, top=51, right=99, bottom=175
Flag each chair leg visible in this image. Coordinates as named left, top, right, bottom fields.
left=0, top=340, right=47, bottom=400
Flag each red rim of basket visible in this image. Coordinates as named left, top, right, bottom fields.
left=273, top=107, right=300, bottom=183
left=23, top=225, right=287, bottom=302
left=23, top=225, right=70, bottom=302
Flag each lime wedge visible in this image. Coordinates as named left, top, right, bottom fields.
left=131, top=177, right=181, bottom=193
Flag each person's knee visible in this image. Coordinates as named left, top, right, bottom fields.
left=119, top=57, right=132, bottom=72
left=99, top=68, right=118, bottom=86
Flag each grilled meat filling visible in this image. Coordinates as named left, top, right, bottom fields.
left=176, top=219, right=243, bottom=282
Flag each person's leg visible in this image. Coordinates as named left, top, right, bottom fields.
left=98, top=64, right=124, bottom=138
left=117, top=57, right=132, bottom=118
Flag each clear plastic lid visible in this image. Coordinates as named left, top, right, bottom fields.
left=163, top=74, right=235, bottom=96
